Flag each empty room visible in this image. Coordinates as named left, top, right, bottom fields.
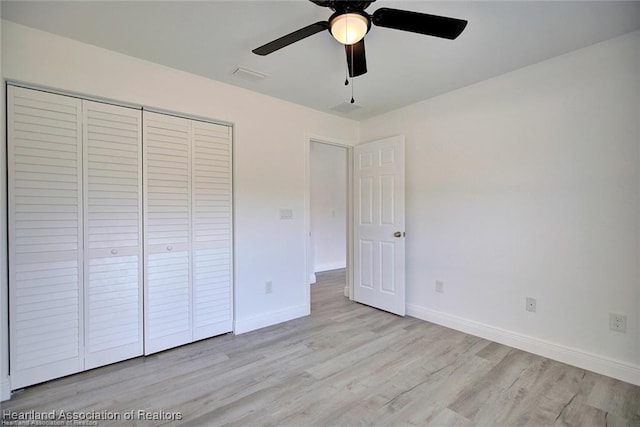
left=1, top=1, right=639, bottom=425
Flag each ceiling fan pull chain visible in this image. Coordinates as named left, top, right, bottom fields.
left=350, top=43, right=355, bottom=104
left=351, top=76, right=355, bottom=104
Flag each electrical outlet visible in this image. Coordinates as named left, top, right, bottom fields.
left=265, top=281, right=273, bottom=294
left=526, top=297, right=536, bottom=313
left=435, top=280, right=444, bottom=293
left=609, top=313, right=627, bottom=333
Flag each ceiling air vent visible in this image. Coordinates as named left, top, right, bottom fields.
left=232, top=66, right=268, bottom=84
left=330, top=102, right=363, bottom=114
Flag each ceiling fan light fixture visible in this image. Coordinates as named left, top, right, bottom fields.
left=329, top=12, right=369, bottom=45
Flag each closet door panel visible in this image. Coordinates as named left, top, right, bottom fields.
left=192, top=122, right=233, bottom=340
left=144, top=112, right=192, bottom=355
left=8, top=86, right=84, bottom=389
left=83, top=101, right=143, bottom=369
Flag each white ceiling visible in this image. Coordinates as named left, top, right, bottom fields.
left=2, top=1, right=639, bottom=120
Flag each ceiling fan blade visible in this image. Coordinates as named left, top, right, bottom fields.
left=372, top=7, right=467, bottom=40
left=253, top=21, right=329, bottom=56
left=309, top=0, right=334, bottom=7
left=346, top=39, right=367, bottom=77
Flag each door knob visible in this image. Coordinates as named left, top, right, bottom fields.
left=394, top=231, right=402, bottom=237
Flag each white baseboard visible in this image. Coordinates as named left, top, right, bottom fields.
left=314, top=262, right=346, bottom=273
left=309, top=273, right=316, bottom=285
left=344, top=286, right=349, bottom=298
left=1, top=377, right=11, bottom=401
left=234, top=304, right=309, bottom=335
left=407, top=304, right=640, bottom=386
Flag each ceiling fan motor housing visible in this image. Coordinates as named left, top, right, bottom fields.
left=311, top=0, right=376, bottom=12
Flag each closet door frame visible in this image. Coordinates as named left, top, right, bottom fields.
left=6, top=83, right=235, bottom=389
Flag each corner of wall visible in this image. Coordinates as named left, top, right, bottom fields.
left=1, top=378, right=10, bottom=402
left=234, top=304, right=309, bottom=335
left=314, top=262, right=346, bottom=273
left=407, top=304, right=640, bottom=386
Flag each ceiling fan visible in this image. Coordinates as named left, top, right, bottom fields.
left=252, top=0, right=468, bottom=78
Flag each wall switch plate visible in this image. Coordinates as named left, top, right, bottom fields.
left=526, top=297, right=536, bottom=313
left=609, top=313, right=627, bottom=333
left=280, top=209, right=293, bottom=220
left=435, top=281, right=444, bottom=293
left=265, top=281, right=273, bottom=294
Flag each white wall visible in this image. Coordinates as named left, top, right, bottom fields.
left=0, top=21, right=359, bottom=390
left=311, top=142, right=347, bottom=273
left=2, top=18, right=638, bottom=395
left=360, top=31, right=640, bottom=385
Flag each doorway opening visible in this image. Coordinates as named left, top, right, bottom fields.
left=307, top=139, right=353, bottom=310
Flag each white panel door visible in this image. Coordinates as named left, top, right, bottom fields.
left=83, top=101, right=143, bottom=369
left=143, top=112, right=193, bottom=355
left=191, top=121, right=233, bottom=340
left=353, top=135, right=406, bottom=315
left=8, top=86, right=84, bottom=388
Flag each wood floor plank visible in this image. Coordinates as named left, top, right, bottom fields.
left=2, top=268, right=639, bottom=426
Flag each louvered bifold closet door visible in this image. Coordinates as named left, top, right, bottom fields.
left=143, top=112, right=193, bottom=355
left=192, top=121, right=233, bottom=340
left=8, top=86, right=84, bottom=389
left=83, top=101, right=143, bottom=369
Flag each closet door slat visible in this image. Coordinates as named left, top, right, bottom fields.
left=84, top=101, right=143, bottom=369
left=8, top=86, right=84, bottom=389
left=192, top=122, right=233, bottom=340
left=143, top=112, right=192, bottom=355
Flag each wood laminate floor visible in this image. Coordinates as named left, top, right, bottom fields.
left=2, top=269, right=639, bottom=426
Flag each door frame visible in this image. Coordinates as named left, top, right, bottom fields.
left=304, top=134, right=355, bottom=309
